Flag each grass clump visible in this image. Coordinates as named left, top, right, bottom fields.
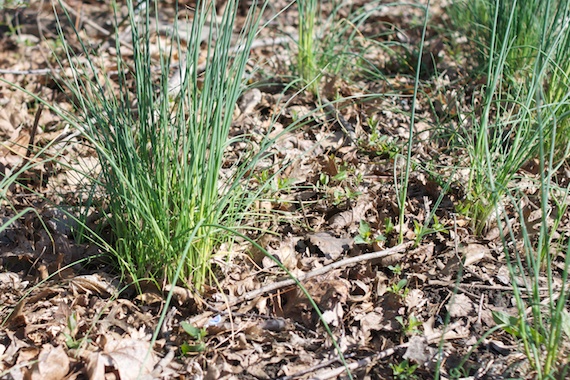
left=448, top=0, right=570, bottom=374
left=294, top=0, right=397, bottom=94
left=56, top=0, right=266, bottom=290
left=449, top=0, right=570, bottom=156
left=446, top=0, right=570, bottom=233
left=491, top=126, right=570, bottom=379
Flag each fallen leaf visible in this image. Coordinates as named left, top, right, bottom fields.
left=306, top=232, right=352, bottom=261
left=447, top=294, right=474, bottom=318
left=403, top=336, right=436, bottom=366
left=23, top=344, right=69, bottom=380
left=87, top=338, right=156, bottom=380
left=461, top=244, right=490, bottom=266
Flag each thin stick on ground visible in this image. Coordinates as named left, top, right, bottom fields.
left=227, top=241, right=414, bottom=307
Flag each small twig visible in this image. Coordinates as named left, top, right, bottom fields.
left=428, top=280, right=553, bottom=293
left=0, top=68, right=60, bottom=75
left=312, top=345, right=407, bottom=379
left=59, top=0, right=111, bottom=37
left=227, top=241, right=413, bottom=308
left=275, top=352, right=359, bottom=380
left=25, top=104, right=43, bottom=159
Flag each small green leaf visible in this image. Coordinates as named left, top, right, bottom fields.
left=354, top=235, right=367, bottom=245
left=181, top=321, right=204, bottom=339
left=358, top=220, right=371, bottom=237
left=396, top=278, right=407, bottom=290
left=492, top=311, right=521, bottom=337
left=333, top=170, right=348, bottom=182
left=180, top=341, right=206, bottom=354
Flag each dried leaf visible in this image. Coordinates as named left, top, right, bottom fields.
left=448, top=294, right=474, bottom=318
left=461, top=244, right=490, bottom=267
left=69, top=274, right=117, bottom=296
left=403, top=336, right=435, bottom=366
left=306, top=232, right=352, bottom=261
left=23, top=344, right=69, bottom=380
left=87, top=338, right=156, bottom=380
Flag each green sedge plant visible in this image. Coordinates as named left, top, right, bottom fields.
left=490, top=122, right=570, bottom=379
left=295, top=0, right=401, bottom=94
left=450, top=0, right=570, bottom=234
left=297, top=0, right=318, bottom=93
left=449, top=0, right=570, bottom=157
left=396, top=1, right=430, bottom=244
left=52, top=0, right=268, bottom=290
left=456, top=2, right=570, bottom=371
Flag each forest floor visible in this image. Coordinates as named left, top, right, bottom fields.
left=1, top=1, right=568, bottom=379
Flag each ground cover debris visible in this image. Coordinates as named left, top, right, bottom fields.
left=1, top=0, right=570, bottom=379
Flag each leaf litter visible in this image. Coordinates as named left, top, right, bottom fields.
left=0, top=0, right=568, bottom=379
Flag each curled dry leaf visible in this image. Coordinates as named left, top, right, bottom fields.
left=403, top=335, right=437, bottom=367
left=306, top=232, right=352, bottom=261
left=461, top=243, right=490, bottom=267
left=69, top=274, right=117, bottom=297
left=263, top=235, right=299, bottom=271
left=87, top=338, right=157, bottom=380
left=0, top=271, right=29, bottom=291
left=22, top=344, right=70, bottom=380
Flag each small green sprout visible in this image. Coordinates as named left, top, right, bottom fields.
left=413, top=215, right=448, bottom=245
left=354, top=220, right=386, bottom=245
left=180, top=321, right=207, bottom=354
left=387, top=278, right=409, bottom=298
left=390, top=359, right=419, bottom=380
left=396, top=315, right=422, bottom=336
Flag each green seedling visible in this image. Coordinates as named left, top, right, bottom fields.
left=180, top=321, right=207, bottom=354
left=390, top=359, right=419, bottom=380
left=319, top=172, right=330, bottom=187
left=332, top=167, right=349, bottom=182
left=396, top=315, right=422, bottom=336
left=492, top=311, right=544, bottom=345
left=277, top=176, right=295, bottom=191
left=362, top=130, right=400, bottom=158
left=413, top=215, right=448, bottom=245
left=387, top=278, right=409, bottom=298
left=388, top=264, right=403, bottom=276
left=63, top=312, right=79, bottom=349
left=384, top=217, right=395, bottom=235
left=63, top=312, right=91, bottom=349
left=332, top=187, right=361, bottom=206
left=354, top=220, right=386, bottom=246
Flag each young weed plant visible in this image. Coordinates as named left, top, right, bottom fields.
left=54, top=0, right=267, bottom=290
left=295, top=0, right=401, bottom=95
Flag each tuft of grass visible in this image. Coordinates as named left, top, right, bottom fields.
left=449, top=1, right=570, bottom=374
left=449, top=0, right=570, bottom=157
left=53, top=0, right=267, bottom=291
left=294, top=0, right=399, bottom=94
left=296, top=0, right=318, bottom=93
left=447, top=0, right=570, bottom=234
left=396, top=1, right=430, bottom=243
left=491, top=128, right=570, bottom=379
